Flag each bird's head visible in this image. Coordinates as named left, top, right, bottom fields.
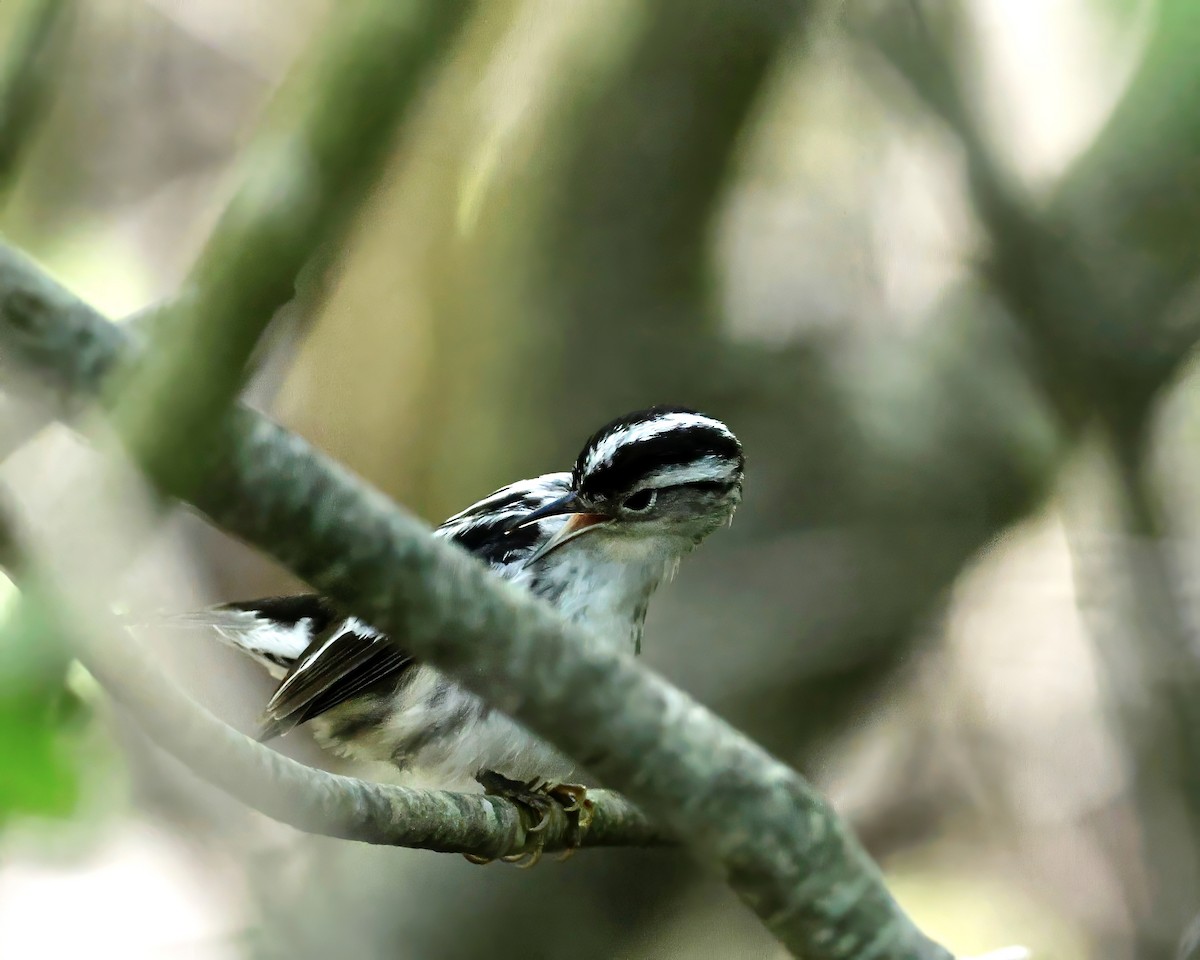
left=511, top=406, right=744, bottom=565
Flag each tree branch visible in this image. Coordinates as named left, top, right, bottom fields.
left=0, top=244, right=955, bottom=959
left=16, top=591, right=660, bottom=859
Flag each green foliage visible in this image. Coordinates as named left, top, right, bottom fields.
left=0, top=579, right=83, bottom=823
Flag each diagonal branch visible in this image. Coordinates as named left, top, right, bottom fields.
left=0, top=246, right=954, bottom=958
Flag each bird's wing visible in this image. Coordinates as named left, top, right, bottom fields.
left=251, top=473, right=575, bottom=738
left=165, top=594, right=338, bottom=678
left=259, top=616, right=411, bottom=739
left=435, top=471, right=572, bottom=567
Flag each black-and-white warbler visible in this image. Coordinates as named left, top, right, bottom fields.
left=180, top=406, right=743, bottom=852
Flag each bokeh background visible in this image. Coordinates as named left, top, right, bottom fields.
left=1, top=0, right=1197, bottom=957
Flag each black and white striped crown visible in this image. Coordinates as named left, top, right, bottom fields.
left=572, top=405, right=743, bottom=500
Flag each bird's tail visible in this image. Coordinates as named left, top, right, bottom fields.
left=137, top=604, right=317, bottom=681
left=130, top=595, right=341, bottom=740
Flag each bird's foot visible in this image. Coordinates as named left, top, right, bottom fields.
left=466, top=771, right=595, bottom=867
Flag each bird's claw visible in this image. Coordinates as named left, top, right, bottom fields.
left=465, top=770, right=594, bottom=867
left=501, top=847, right=544, bottom=869
left=545, top=782, right=595, bottom=831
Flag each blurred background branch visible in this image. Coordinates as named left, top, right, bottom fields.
left=857, top=2, right=1200, bottom=956
left=0, top=0, right=72, bottom=196
left=113, top=0, right=473, bottom=492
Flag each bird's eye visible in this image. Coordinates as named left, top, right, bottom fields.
left=622, top=489, right=656, bottom=513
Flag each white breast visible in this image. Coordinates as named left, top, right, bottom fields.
left=312, top=530, right=687, bottom=785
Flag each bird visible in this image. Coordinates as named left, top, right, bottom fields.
left=175, top=405, right=743, bottom=857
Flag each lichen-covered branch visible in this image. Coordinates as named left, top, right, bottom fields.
left=0, top=245, right=953, bottom=959
left=88, top=613, right=662, bottom=858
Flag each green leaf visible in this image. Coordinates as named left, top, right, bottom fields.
left=0, top=685, right=79, bottom=821
left=0, top=583, right=82, bottom=823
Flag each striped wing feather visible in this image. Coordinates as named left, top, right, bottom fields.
left=251, top=473, right=572, bottom=739
left=258, top=621, right=411, bottom=739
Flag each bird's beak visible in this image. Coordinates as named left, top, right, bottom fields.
left=507, top=492, right=611, bottom=564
